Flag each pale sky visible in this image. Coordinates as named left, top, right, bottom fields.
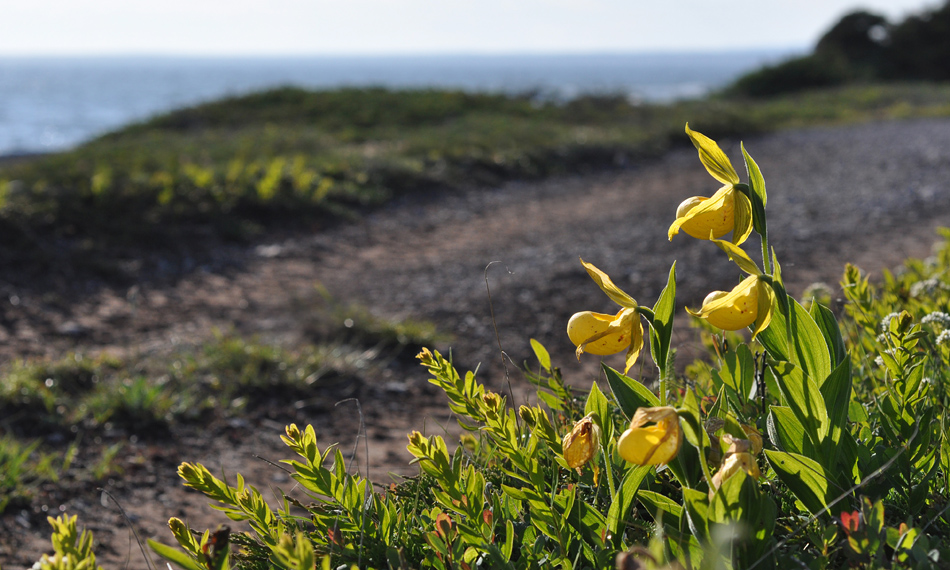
left=0, top=0, right=940, bottom=56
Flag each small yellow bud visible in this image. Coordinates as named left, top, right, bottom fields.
left=518, top=405, right=537, bottom=426
left=285, top=423, right=301, bottom=441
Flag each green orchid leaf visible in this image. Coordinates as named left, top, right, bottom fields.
left=685, top=123, right=740, bottom=185
left=711, top=238, right=760, bottom=275
left=584, top=381, right=612, bottom=444
left=682, top=488, right=711, bottom=543
left=741, top=142, right=767, bottom=206
left=602, top=364, right=659, bottom=420
left=809, top=302, right=848, bottom=369
left=765, top=450, right=831, bottom=515
left=767, top=405, right=811, bottom=456
left=718, top=344, right=756, bottom=402
left=770, top=361, right=829, bottom=445
left=820, top=359, right=852, bottom=448
left=758, top=297, right=832, bottom=384
left=529, top=338, right=552, bottom=373
left=606, top=465, right=651, bottom=538
left=650, top=262, right=677, bottom=375
left=637, top=489, right=684, bottom=520
left=677, top=392, right=706, bottom=451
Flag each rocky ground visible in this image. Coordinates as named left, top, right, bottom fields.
left=2, top=118, right=950, bottom=568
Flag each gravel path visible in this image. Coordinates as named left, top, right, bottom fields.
left=3, top=117, right=950, bottom=568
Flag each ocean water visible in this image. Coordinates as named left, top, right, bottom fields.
left=0, top=51, right=797, bottom=155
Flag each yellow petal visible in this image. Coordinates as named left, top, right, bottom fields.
left=617, top=407, right=682, bottom=466
left=685, top=123, right=740, bottom=186
left=580, top=258, right=637, bottom=309
left=750, top=280, right=775, bottom=340
left=567, top=310, right=632, bottom=356
left=668, top=185, right=734, bottom=240
left=731, top=190, right=754, bottom=246
left=691, top=277, right=760, bottom=331
left=623, top=319, right=644, bottom=374
left=710, top=237, right=760, bottom=275
left=710, top=452, right=761, bottom=494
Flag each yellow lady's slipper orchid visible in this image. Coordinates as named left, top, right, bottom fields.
left=668, top=124, right=753, bottom=245
left=710, top=433, right=760, bottom=495
left=567, top=259, right=644, bottom=374
left=562, top=413, right=601, bottom=473
left=669, top=185, right=753, bottom=243
left=617, top=407, right=682, bottom=466
left=687, top=275, right=775, bottom=339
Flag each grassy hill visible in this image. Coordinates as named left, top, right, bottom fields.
left=2, top=83, right=950, bottom=281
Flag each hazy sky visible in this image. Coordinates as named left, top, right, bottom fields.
left=0, top=0, right=939, bottom=56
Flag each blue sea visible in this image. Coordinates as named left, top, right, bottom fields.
left=0, top=51, right=797, bottom=156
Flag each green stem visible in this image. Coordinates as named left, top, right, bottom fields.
left=760, top=227, right=772, bottom=276
left=604, top=446, right=617, bottom=502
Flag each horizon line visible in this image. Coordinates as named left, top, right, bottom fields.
left=0, top=47, right=809, bottom=59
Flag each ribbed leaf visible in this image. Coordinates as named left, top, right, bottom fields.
left=770, top=361, right=829, bottom=443
left=741, top=142, right=767, bottom=206
left=603, top=364, right=659, bottom=420
left=606, top=465, right=651, bottom=537
left=767, top=405, right=811, bottom=456
left=809, top=302, right=847, bottom=370
left=820, top=359, right=852, bottom=448
left=765, top=450, right=831, bottom=516
left=758, top=297, right=831, bottom=383
left=650, top=262, right=676, bottom=374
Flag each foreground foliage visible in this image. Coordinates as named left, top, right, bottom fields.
left=43, top=126, right=936, bottom=569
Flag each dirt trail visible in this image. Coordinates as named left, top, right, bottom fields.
left=3, top=118, right=950, bottom=568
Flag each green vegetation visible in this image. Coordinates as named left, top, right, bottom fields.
left=0, top=304, right=438, bottom=516
left=727, top=1, right=950, bottom=97
left=3, top=84, right=950, bottom=277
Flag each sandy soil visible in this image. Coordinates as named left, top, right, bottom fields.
left=2, top=118, right=950, bottom=568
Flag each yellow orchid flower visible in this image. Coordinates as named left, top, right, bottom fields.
left=668, top=124, right=753, bottom=245
left=687, top=238, right=775, bottom=339
left=617, top=407, right=682, bottom=466
left=709, top=433, right=761, bottom=495
left=567, top=259, right=644, bottom=374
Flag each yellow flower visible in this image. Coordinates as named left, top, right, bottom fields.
left=562, top=413, right=601, bottom=473
left=668, top=124, right=753, bottom=245
left=688, top=276, right=774, bottom=339
left=710, top=433, right=761, bottom=495
left=687, top=238, right=775, bottom=339
left=617, top=407, right=682, bottom=466
left=567, top=259, right=644, bottom=374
